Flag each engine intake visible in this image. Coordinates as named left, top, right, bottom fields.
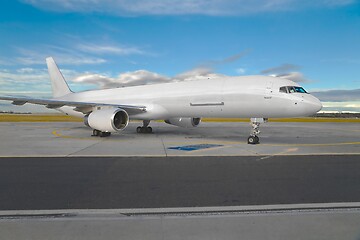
left=164, top=117, right=201, bottom=128
left=84, top=108, right=129, bottom=132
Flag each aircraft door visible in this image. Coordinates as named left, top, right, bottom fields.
left=264, top=80, right=273, bottom=100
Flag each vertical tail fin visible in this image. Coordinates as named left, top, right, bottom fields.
left=46, top=57, right=72, bottom=98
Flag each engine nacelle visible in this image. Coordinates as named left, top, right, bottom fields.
left=164, top=117, right=201, bottom=128
left=84, top=108, right=129, bottom=132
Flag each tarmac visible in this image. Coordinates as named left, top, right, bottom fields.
left=0, top=121, right=358, bottom=157
left=0, top=155, right=359, bottom=210
left=0, top=120, right=359, bottom=239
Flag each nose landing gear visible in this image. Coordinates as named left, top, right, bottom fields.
left=248, top=118, right=267, bottom=144
left=247, top=135, right=260, bottom=144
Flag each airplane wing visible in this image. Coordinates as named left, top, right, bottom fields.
left=0, top=96, right=146, bottom=114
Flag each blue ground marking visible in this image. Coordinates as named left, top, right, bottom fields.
left=168, top=144, right=223, bottom=151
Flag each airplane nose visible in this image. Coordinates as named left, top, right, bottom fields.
left=308, top=96, right=322, bottom=113
left=315, top=99, right=323, bottom=112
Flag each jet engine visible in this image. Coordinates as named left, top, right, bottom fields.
left=84, top=108, right=129, bottom=132
left=164, top=117, right=201, bottom=128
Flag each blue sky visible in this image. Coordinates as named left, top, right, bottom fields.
left=0, top=0, right=359, bottom=112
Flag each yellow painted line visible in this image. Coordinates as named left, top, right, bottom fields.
left=52, top=129, right=137, bottom=142
left=0, top=114, right=82, bottom=122
left=52, top=129, right=98, bottom=140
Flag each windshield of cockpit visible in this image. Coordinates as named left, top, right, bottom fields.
left=279, top=86, right=308, bottom=94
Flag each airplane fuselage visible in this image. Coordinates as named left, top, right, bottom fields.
left=58, top=75, right=322, bottom=119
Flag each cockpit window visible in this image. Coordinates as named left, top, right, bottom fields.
left=279, top=87, right=288, bottom=93
left=294, top=86, right=307, bottom=93
left=279, top=86, right=308, bottom=94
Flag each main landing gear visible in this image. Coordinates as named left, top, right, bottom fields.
left=92, top=129, right=111, bottom=137
left=136, top=120, right=153, bottom=134
left=247, top=118, right=267, bottom=144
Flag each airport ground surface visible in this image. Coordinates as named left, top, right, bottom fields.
left=0, top=120, right=359, bottom=239
left=0, top=155, right=359, bottom=210
left=0, top=121, right=359, bottom=208
left=0, top=121, right=358, bottom=156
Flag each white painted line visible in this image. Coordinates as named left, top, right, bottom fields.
left=1, top=202, right=360, bottom=217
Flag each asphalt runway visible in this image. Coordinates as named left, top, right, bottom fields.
left=0, top=155, right=359, bottom=210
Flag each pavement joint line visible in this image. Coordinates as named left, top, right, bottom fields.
left=259, top=148, right=299, bottom=160
left=157, top=134, right=168, bottom=157
left=1, top=202, right=360, bottom=217
left=66, top=139, right=107, bottom=157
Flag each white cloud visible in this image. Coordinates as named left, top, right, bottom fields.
left=17, top=56, right=106, bottom=65
left=260, top=64, right=311, bottom=82
left=203, top=50, right=251, bottom=67
left=275, top=72, right=310, bottom=83
left=77, top=44, right=144, bottom=55
left=72, top=66, right=226, bottom=88
left=321, top=101, right=360, bottom=113
left=261, top=64, right=301, bottom=75
left=115, top=70, right=170, bottom=86
left=16, top=47, right=106, bottom=65
left=23, top=0, right=356, bottom=16
left=6, top=39, right=146, bottom=66
left=174, top=67, right=213, bottom=81
left=0, top=68, right=52, bottom=103
left=73, top=70, right=170, bottom=88
left=0, top=67, right=80, bottom=97
left=323, top=101, right=360, bottom=108
left=236, top=68, right=246, bottom=74
left=0, top=68, right=49, bottom=84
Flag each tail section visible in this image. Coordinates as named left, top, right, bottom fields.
left=46, top=57, right=72, bottom=98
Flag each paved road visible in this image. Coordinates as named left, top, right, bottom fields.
left=0, top=155, right=359, bottom=210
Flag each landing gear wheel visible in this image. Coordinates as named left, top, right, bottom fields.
left=136, top=126, right=142, bottom=133
left=92, top=129, right=100, bottom=137
left=136, top=120, right=153, bottom=134
left=247, top=136, right=259, bottom=144
left=99, top=132, right=111, bottom=137
left=137, top=126, right=153, bottom=133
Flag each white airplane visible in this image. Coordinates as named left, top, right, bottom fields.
left=0, top=57, right=322, bottom=144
